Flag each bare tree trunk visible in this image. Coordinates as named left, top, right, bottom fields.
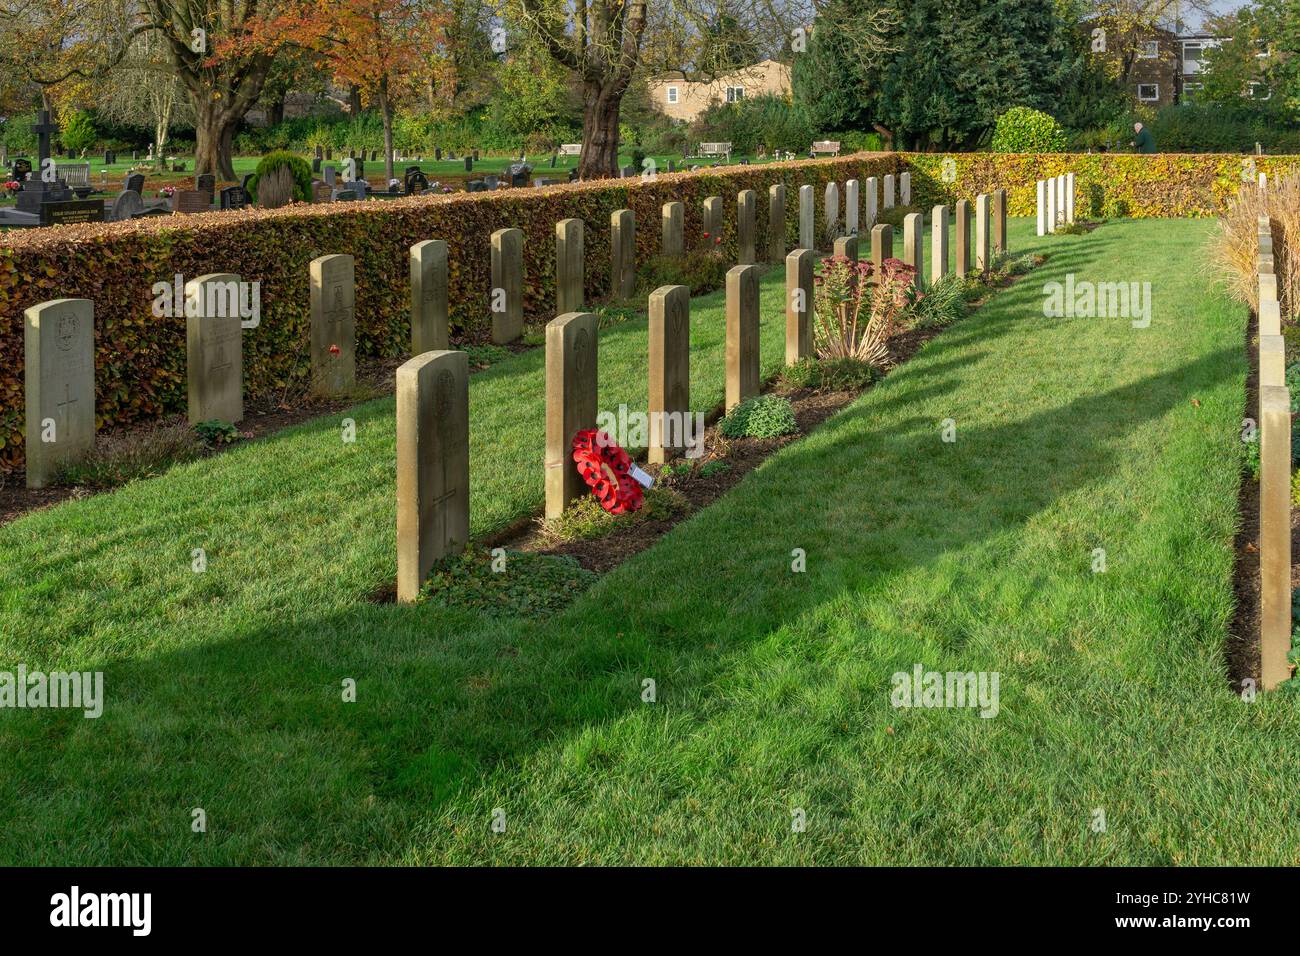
left=379, top=81, right=394, bottom=184
left=194, top=99, right=239, bottom=180
left=578, top=81, right=623, bottom=179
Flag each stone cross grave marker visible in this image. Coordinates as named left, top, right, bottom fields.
left=611, top=210, right=635, bottom=300
left=931, top=205, right=950, bottom=285
left=662, top=201, right=684, bottom=257
left=310, top=255, right=357, bottom=397
left=903, top=213, right=924, bottom=287
left=648, top=284, right=691, bottom=464
left=870, top=223, right=894, bottom=283
left=556, top=218, right=585, bottom=315
left=737, top=190, right=756, bottom=265
left=490, top=229, right=524, bottom=344
left=186, top=274, right=244, bottom=424
left=955, top=199, right=971, bottom=278
left=395, top=349, right=470, bottom=604
left=798, top=184, right=815, bottom=250
left=785, top=249, right=813, bottom=365
left=768, top=184, right=786, bottom=262
left=726, top=264, right=760, bottom=411
left=411, top=239, right=449, bottom=354
left=545, top=312, right=598, bottom=519
left=24, top=298, right=95, bottom=489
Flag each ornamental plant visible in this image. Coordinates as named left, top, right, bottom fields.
left=246, top=150, right=313, bottom=206
left=813, top=255, right=919, bottom=367
left=989, top=106, right=1067, bottom=154
left=719, top=396, right=798, bottom=439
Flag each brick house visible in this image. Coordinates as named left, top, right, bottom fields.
left=646, top=60, right=793, bottom=123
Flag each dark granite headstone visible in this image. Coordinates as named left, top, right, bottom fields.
left=435, top=148, right=442, bottom=160
left=196, top=173, right=215, bottom=197
left=404, top=168, right=430, bottom=194
left=312, top=157, right=321, bottom=173
left=473, top=149, right=480, bottom=160
left=334, top=189, right=357, bottom=201
left=315, top=145, right=324, bottom=159
left=219, top=185, right=249, bottom=210
left=508, top=162, right=532, bottom=187
left=39, top=199, right=105, bottom=227
left=125, top=173, right=145, bottom=194
left=464, top=156, right=472, bottom=172
left=466, top=180, right=487, bottom=192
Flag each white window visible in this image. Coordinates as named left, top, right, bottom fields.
left=1255, top=39, right=1270, bottom=58
left=1182, top=81, right=1203, bottom=98
left=726, top=86, right=745, bottom=103
left=666, top=86, right=679, bottom=104
left=1138, top=83, right=1160, bottom=102
left=1139, top=40, right=1159, bottom=59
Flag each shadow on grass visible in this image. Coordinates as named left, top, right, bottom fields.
left=0, top=337, right=1237, bottom=863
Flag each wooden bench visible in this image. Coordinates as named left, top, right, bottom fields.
left=59, top=163, right=91, bottom=188
left=811, top=140, right=841, bottom=157
left=557, top=143, right=582, bottom=158
left=698, top=142, right=732, bottom=160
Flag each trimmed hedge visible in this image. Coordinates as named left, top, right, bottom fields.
left=902, top=151, right=1300, bottom=220
left=0, top=153, right=900, bottom=473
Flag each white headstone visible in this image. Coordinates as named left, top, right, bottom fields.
left=24, top=298, right=95, bottom=488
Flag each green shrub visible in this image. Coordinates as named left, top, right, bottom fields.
left=1148, top=103, right=1300, bottom=154
left=778, top=357, right=878, bottom=392
left=60, top=418, right=202, bottom=489
left=61, top=110, right=98, bottom=156
left=193, top=419, right=241, bottom=446
left=690, top=94, right=815, bottom=155
left=719, top=396, right=798, bottom=439
left=636, top=249, right=729, bottom=297
left=989, top=106, right=1067, bottom=153
left=420, top=550, right=596, bottom=618
left=246, top=151, right=313, bottom=204
left=906, top=274, right=968, bottom=329
left=540, top=486, right=691, bottom=543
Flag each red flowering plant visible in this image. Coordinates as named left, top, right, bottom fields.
left=812, top=255, right=921, bottom=367
left=2, top=180, right=19, bottom=195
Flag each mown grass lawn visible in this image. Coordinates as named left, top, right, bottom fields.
left=2, top=217, right=1287, bottom=865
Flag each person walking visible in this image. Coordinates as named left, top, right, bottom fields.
left=1131, top=122, right=1156, bottom=154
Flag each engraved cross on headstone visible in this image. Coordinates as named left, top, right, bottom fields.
left=56, top=382, right=77, bottom=414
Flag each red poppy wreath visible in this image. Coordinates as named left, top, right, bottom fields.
left=572, top=429, right=644, bottom=515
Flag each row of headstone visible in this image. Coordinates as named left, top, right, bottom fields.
left=1256, top=212, right=1292, bottom=690
left=1036, top=173, right=1075, bottom=235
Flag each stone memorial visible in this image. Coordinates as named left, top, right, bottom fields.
left=610, top=210, right=635, bottom=301
left=845, top=178, right=859, bottom=236
left=737, top=190, right=756, bottom=265
left=993, top=189, right=1008, bottom=253
left=662, top=201, right=684, bottom=257
left=725, top=264, right=760, bottom=411
left=1036, top=180, right=1047, bottom=236
left=1260, top=384, right=1293, bottom=689
left=824, top=182, right=840, bottom=242
left=798, top=184, right=815, bottom=250
left=109, top=189, right=144, bottom=221
left=785, top=249, right=813, bottom=365
left=309, top=255, right=357, bottom=397
left=975, top=194, right=992, bottom=271
left=833, top=235, right=858, bottom=262
left=703, top=196, right=723, bottom=239
left=865, top=176, right=878, bottom=230
left=902, top=213, right=924, bottom=286
left=883, top=173, right=895, bottom=209
left=39, top=200, right=105, bottom=226
left=490, top=229, right=524, bottom=344
left=900, top=171, right=911, bottom=206
left=185, top=274, right=244, bottom=424
left=955, top=200, right=971, bottom=278
left=219, top=185, right=249, bottom=210
left=931, top=205, right=950, bottom=285
left=545, top=312, right=598, bottom=519
left=648, top=284, right=691, bottom=464
left=768, top=184, right=786, bottom=262
left=410, top=239, right=450, bottom=354
left=395, top=349, right=470, bottom=604
left=555, top=218, right=584, bottom=315
left=24, top=298, right=95, bottom=488
left=870, top=223, right=893, bottom=282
